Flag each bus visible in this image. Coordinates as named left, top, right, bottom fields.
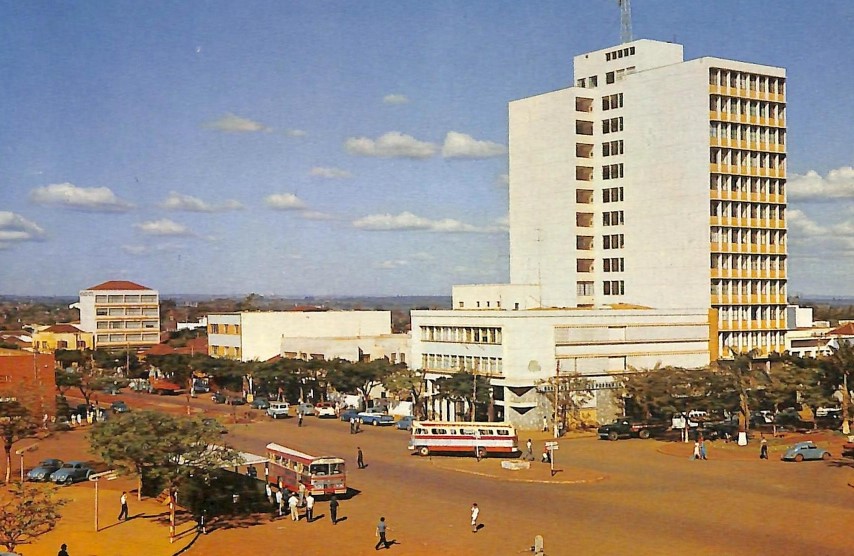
left=265, top=443, right=347, bottom=497
left=408, top=421, right=520, bottom=458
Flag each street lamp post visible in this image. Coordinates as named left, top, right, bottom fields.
left=89, top=469, right=117, bottom=532
left=15, top=443, right=38, bottom=483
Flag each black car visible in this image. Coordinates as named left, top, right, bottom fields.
left=211, top=392, right=226, bottom=404
left=227, top=396, right=246, bottom=406
left=110, top=401, right=130, bottom=414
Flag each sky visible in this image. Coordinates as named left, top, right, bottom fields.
left=2, top=1, right=854, bottom=298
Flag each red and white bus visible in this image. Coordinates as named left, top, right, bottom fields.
left=408, top=421, right=520, bottom=458
left=265, top=443, right=347, bottom=496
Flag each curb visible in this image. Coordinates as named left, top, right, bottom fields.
left=428, top=460, right=608, bottom=485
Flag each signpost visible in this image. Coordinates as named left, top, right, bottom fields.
left=545, top=441, right=559, bottom=476
left=89, top=470, right=117, bottom=531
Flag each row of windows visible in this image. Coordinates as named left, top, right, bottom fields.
left=710, top=227, right=786, bottom=245
left=603, top=210, right=624, bottom=226
left=603, top=281, right=625, bottom=296
left=710, top=201, right=785, bottom=221
left=96, top=333, right=159, bottom=344
left=720, top=331, right=786, bottom=350
left=710, top=96, right=785, bottom=122
left=576, top=75, right=599, bottom=89
left=96, top=307, right=158, bottom=317
left=421, top=353, right=503, bottom=374
left=716, top=305, right=786, bottom=322
left=606, top=66, right=636, bottom=84
left=96, top=320, right=158, bottom=330
left=420, top=326, right=502, bottom=344
left=710, top=175, right=785, bottom=197
left=711, top=254, right=786, bottom=271
left=603, top=187, right=624, bottom=203
left=210, top=344, right=242, bottom=358
left=711, top=280, right=786, bottom=296
left=95, top=294, right=157, bottom=304
left=709, top=69, right=785, bottom=95
left=710, top=148, right=785, bottom=170
left=603, top=117, right=624, bottom=134
left=602, top=93, right=624, bottom=111
left=603, top=234, right=625, bottom=250
left=606, top=46, right=636, bottom=61
left=604, top=257, right=625, bottom=272
left=603, top=140, right=624, bottom=157
left=710, top=123, right=785, bottom=145
left=603, top=163, right=624, bottom=180
left=209, top=323, right=241, bottom=335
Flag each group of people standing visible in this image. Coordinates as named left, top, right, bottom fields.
left=265, top=482, right=336, bottom=524
left=691, top=436, right=709, bottom=460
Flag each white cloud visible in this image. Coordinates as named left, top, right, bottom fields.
left=29, top=183, right=133, bottom=212
left=310, top=167, right=353, bottom=179
left=160, top=191, right=243, bottom=212
left=377, top=259, right=410, bottom=269
left=383, top=94, right=410, bottom=105
left=0, top=212, right=46, bottom=248
left=787, top=209, right=827, bottom=238
left=788, top=166, right=854, bottom=201
left=134, top=219, right=191, bottom=236
left=352, top=211, right=497, bottom=233
left=205, top=113, right=270, bottom=133
left=265, top=193, right=306, bottom=210
left=286, top=129, right=307, bottom=138
left=442, top=131, right=506, bottom=159
left=345, top=132, right=437, bottom=159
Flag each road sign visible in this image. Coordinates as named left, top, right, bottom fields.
left=545, top=441, right=559, bottom=449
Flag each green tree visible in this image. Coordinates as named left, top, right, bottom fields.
left=538, top=371, right=595, bottom=430
left=0, top=483, right=67, bottom=553
left=88, top=410, right=241, bottom=500
left=713, top=350, right=766, bottom=433
left=0, top=398, right=39, bottom=484
left=820, top=339, right=854, bottom=434
left=382, top=366, right=426, bottom=418
left=434, top=370, right=491, bottom=421
left=327, top=359, right=401, bottom=408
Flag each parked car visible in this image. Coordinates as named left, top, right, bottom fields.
left=396, top=415, right=415, bottom=431
left=26, top=458, right=64, bottom=482
left=598, top=418, right=664, bottom=440
left=211, top=392, right=226, bottom=404
left=227, top=396, right=246, bottom=406
left=110, top=401, right=130, bottom=414
left=315, top=402, right=337, bottom=418
left=103, top=384, right=121, bottom=395
left=358, top=407, right=395, bottom=426
left=297, top=403, right=316, bottom=416
left=267, top=401, right=291, bottom=419
left=781, top=441, right=831, bottom=462
left=340, top=408, right=360, bottom=422
left=50, top=461, right=94, bottom=485
left=815, top=407, right=841, bottom=418
left=250, top=397, right=270, bottom=410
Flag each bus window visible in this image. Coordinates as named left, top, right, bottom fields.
left=461, top=428, right=475, bottom=435
left=497, top=430, right=509, bottom=436
left=310, top=464, right=327, bottom=476
left=432, top=428, right=447, bottom=435
left=329, top=462, right=344, bottom=474
left=478, top=429, right=491, bottom=436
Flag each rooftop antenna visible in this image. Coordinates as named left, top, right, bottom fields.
left=618, top=0, right=633, bottom=44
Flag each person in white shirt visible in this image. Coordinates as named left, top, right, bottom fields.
left=471, top=503, right=480, bottom=533
left=305, top=493, right=315, bottom=522
left=288, top=493, right=299, bottom=521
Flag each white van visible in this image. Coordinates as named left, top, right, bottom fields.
left=267, top=401, right=290, bottom=419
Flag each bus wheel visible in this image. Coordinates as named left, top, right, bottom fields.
left=418, top=446, right=430, bottom=457
left=476, top=447, right=487, bottom=459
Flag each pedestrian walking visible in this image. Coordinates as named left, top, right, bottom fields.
left=298, top=411, right=304, bottom=427
left=349, top=416, right=356, bottom=434
left=288, top=493, right=299, bottom=521
left=542, top=415, right=548, bottom=432
left=298, top=482, right=307, bottom=507
left=526, top=438, right=533, bottom=455
left=275, top=488, right=284, bottom=516
left=118, top=491, right=129, bottom=521
left=691, top=440, right=700, bottom=461
left=329, top=495, right=339, bottom=525
left=265, top=483, right=273, bottom=506
left=699, top=436, right=708, bottom=460
left=760, top=433, right=769, bottom=459
left=357, top=447, right=365, bottom=469
left=305, top=493, right=315, bottom=522
left=470, top=503, right=480, bottom=533
left=58, top=543, right=69, bottom=556
left=375, top=516, right=390, bottom=550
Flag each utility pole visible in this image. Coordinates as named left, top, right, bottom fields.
left=472, top=367, right=477, bottom=422
left=618, top=0, right=633, bottom=44
left=554, top=361, right=561, bottom=438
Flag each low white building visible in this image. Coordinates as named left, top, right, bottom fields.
left=280, top=334, right=409, bottom=366
left=207, top=310, right=394, bottom=362
left=411, top=304, right=711, bottom=428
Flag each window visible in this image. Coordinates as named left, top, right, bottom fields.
left=603, top=280, right=625, bottom=295
left=602, top=140, right=624, bottom=157
left=603, top=257, right=625, bottom=272
left=602, top=117, right=623, bottom=134
left=576, top=281, right=594, bottom=296
left=602, top=163, right=624, bottom=180
left=606, top=71, right=615, bottom=84
left=602, top=93, right=623, bottom=110
left=603, top=234, right=624, bottom=250
left=603, top=210, right=624, bottom=226
left=603, top=187, right=624, bottom=203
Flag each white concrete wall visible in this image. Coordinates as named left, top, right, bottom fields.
left=279, top=334, right=410, bottom=365
left=452, top=284, right=541, bottom=311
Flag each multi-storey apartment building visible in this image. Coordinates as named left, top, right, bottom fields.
left=74, top=281, right=160, bottom=349
left=508, top=39, right=786, bottom=358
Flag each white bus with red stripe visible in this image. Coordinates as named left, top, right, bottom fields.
left=408, top=421, right=520, bottom=458
left=265, top=443, right=347, bottom=496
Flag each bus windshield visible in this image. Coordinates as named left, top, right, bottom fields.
left=310, top=462, right=344, bottom=476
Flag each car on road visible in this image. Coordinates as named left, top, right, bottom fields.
left=26, top=458, right=64, bottom=482
left=50, top=461, right=94, bottom=485
left=598, top=418, right=663, bottom=440
left=250, top=397, right=270, bottom=410
left=267, top=401, right=291, bottom=419
left=297, top=403, right=315, bottom=416
left=227, top=396, right=246, bottom=406
left=211, top=392, right=227, bottom=404
left=340, top=408, right=360, bottom=422
left=358, top=407, right=395, bottom=426
left=315, top=402, right=337, bottom=418
left=110, top=401, right=130, bottom=414
left=396, top=415, right=415, bottom=431
left=781, top=441, right=832, bottom=462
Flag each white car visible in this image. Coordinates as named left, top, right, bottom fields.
left=266, top=401, right=290, bottom=419
left=315, top=402, right=337, bottom=418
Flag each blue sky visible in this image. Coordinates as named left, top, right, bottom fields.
left=2, top=1, right=853, bottom=297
